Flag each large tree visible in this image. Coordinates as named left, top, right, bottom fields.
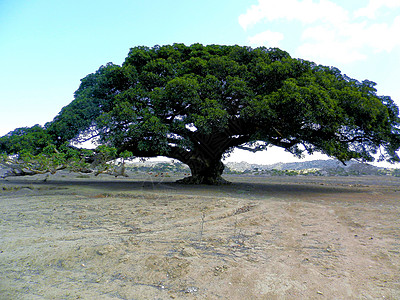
left=3, top=44, right=400, bottom=183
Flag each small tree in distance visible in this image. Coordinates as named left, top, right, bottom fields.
left=2, top=44, right=400, bottom=184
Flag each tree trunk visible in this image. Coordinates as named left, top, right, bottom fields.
left=177, top=157, right=229, bottom=185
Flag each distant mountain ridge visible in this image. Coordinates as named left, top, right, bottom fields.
left=225, top=159, right=388, bottom=175
left=125, top=159, right=392, bottom=175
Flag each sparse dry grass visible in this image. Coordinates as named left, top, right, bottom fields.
left=1, top=174, right=399, bottom=299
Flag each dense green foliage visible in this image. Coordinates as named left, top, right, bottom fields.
left=2, top=44, right=400, bottom=183
left=0, top=125, right=52, bottom=155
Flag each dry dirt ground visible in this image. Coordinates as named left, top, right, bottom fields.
left=0, top=172, right=399, bottom=299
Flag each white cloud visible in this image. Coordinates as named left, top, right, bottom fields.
left=238, top=0, right=348, bottom=30
left=354, top=0, right=400, bottom=19
left=298, top=15, right=400, bottom=62
left=247, top=30, right=284, bottom=48
left=239, top=0, right=400, bottom=64
left=298, top=25, right=365, bottom=64
left=297, top=40, right=367, bottom=64
left=366, top=16, right=400, bottom=52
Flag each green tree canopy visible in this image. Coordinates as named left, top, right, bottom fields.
left=3, top=44, right=400, bottom=184
left=0, top=125, right=52, bottom=155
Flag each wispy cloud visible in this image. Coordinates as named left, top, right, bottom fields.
left=239, top=0, right=348, bottom=30
left=354, top=0, right=400, bottom=19
left=247, top=30, right=284, bottom=48
left=239, top=0, right=400, bottom=64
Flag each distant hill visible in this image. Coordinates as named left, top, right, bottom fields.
left=225, top=159, right=393, bottom=176
left=225, top=159, right=348, bottom=171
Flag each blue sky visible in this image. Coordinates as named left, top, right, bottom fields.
left=1, top=0, right=400, bottom=165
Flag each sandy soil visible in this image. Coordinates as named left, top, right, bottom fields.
left=0, top=173, right=399, bottom=299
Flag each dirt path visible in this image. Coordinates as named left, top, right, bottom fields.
left=1, top=175, right=399, bottom=299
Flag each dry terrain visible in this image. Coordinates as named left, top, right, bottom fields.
left=1, top=172, right=399, bottom=299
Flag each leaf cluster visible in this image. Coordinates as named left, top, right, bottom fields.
left=0, top=126, right=124, bottom=177
left=0, top=125, right=53, bottom=155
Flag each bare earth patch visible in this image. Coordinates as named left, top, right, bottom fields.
left=0, top=174, right=399, bottom=299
